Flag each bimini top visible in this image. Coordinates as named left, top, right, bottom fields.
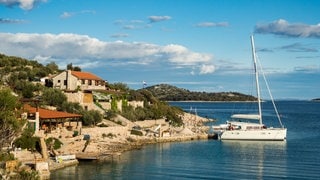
left=231, top=114, right=260, bottom=120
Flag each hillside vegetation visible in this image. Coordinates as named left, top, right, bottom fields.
left=0, top=54, right=184, bottom=127
left=141, top=84, right=257, bottom=101
left=0, top=53, right=257, bottom=129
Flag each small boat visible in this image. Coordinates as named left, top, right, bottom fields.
left=213, top=35, right=287, bottom=141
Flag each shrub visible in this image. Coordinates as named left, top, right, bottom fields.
left=45, top=137, right=63, bottom=150
left=126, top=137, right=136, bottom=142
left=82, top=110, right=103, bottom=126
left=73, top=131, right=79, bottom=137
left=102, top=133, right=116, bottom=139
left=42, top=88, right=67, bottom=107
left=0, top=152, right=14, bottom=161
left=98, top=123, right=108, bottom=127
left=102, top=133, right=107, bottom=139
left=18, top=170, right=40, bottom=180
left=14, top=128, right=40, bottom=152
left=104, top=110, right=117, bottom=120
left=130, top=130, right=143, bottom=136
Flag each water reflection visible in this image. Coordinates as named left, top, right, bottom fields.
left=51, top=141, right=288, bottom=179
left=220, top=141, right=287, bottom=179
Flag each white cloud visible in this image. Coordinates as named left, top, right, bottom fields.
left=0, top=32, right=215, bottom=74
left=60, top=12, right=73, bottom=18
left=161, top=44, right=212, bottom=65
left=200, top=64, right=215, bottom=74
left=0, top=0, right=46, bottom=10
left=60, top=10, right=95, bottom=19
left=255, top=19, right=320, bottom=38
left=148, top=16, right=171, bottom=23
left=114, top=19, right=150, bottom=30
left=110, top=33, right=129, bottom=38
left=195, top=22, right=229, bottom=27
left=0, top=17, right=26, bottom=24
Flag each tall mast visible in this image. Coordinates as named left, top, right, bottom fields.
left=250, top=35, right=262, bottom=124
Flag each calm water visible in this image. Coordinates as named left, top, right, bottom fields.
left=51, top=101, right=320, bottom=179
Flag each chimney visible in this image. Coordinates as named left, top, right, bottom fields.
left=67, top=70, right=72, bottom=90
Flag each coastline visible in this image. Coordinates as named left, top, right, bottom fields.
left=56, top=112, right=211, bottom=159
left=168, top=100, right=258, bottom=103
left=14, top=112, right=212, bottom=176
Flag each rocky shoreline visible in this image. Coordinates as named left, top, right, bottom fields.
left=51, top=112, right=212, bottom=156
left=13, top=112, right=213, bottom=179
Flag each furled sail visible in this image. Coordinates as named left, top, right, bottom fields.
left=231, top=114, right=260, bottom=120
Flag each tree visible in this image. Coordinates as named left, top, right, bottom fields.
left=46, top=62, right=59, bottom=73
left=0, top=89, right=26, bottom=150
left=14, top=127, right=39, bottom=151
left=82, top=110, right=102, bottom=126
left=108, top=82, right=130, bottom=92
left=66, top=63, right=81, bottom=71
left=66, top=63, right=73, bottom=70
left=58, top=101, right=83, bottom=114
left=73, top=66, right=81, bottom=71
left=42, top=88, right=67, bottom=107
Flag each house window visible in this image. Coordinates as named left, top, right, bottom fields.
left=64, top=80, right=67, bottom=85
left=88, top=80, right=92, bottom=85
left=82, top=79, right=85, bottom=84
left=58, top=80, right=61, bottom=83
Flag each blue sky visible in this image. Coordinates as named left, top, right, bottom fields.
left=0, top=0, right=319, bottom=100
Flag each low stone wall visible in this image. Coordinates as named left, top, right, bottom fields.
left=49, top=159, right=79, bottom=171
left=134, top=119, right=166, bottom=128
left=81, top=126, right=129, bottom=138
left=128, top=101, right=144, bottom=109
left=100, top=102, right=111, bottom=110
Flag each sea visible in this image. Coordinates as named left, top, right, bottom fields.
left=51, top=101, right=320, bottom=179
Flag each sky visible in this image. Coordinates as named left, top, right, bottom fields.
left=0, top=0, right=319, bottom=100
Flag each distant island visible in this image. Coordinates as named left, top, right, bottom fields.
left=139, top=84, right=257, bottom=101
left=312, top=98, right=320, bottom=101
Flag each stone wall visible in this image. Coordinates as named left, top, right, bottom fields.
left=99, top=102, right=111, bottom=110
left=81, top=127, right=129, bottom=139
left=128, top=101, right=144, bottom=109
left=64, top=91, right=83, bottom=103
left=134, top=119, right=166, bottom=128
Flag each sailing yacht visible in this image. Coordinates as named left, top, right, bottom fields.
left=213, top=36, right=287, bottom=141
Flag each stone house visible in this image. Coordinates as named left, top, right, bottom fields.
left=51, top=70, right=107, bottom=112
left=52, top=70, right=106, bottom=91
left=51, top=70, right=144, bottom=113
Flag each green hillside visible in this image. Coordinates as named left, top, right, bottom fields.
left=140, top=84, right=257, bottom=101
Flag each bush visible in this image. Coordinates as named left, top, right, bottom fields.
left=0, top=152, right=14, bottom=161
left=18, top=170, right=40, bottom=180
left=102, top=133, right=116, bottom=139
left=98, top=123, right=108, bottom=127
left=14, top=128, right=40, bottom=152
left=45, top=137, right=63, bottom=150
left=73, top=131, right=79, bottom=137
left=126, top=137, right=136, bottom=142
left=82, top=110, right=103, bottom=126
left=104, top=110, right=117, bottom=120
left=130, top=130, right=143, bottom=136
left=42, top=88, right=67, bottom=107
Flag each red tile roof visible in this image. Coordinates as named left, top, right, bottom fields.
left=71, top=71, right=103, bottom=80
left=24, top=104, right=82, bottom=120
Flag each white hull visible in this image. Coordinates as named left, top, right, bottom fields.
left=220, top=128, right=287, bottom=141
